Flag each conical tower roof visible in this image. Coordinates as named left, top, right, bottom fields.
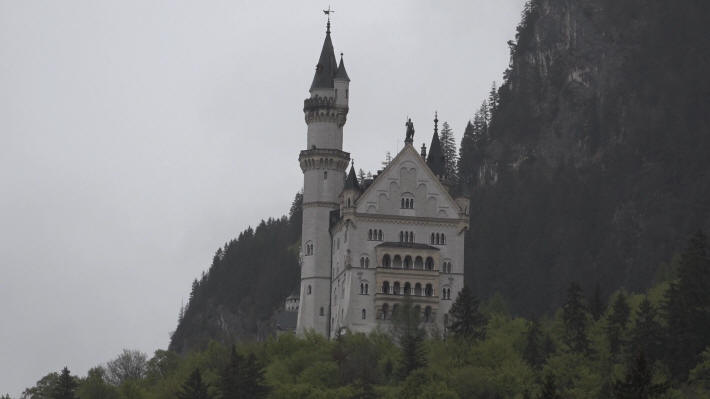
left=310, top=26, right=339, bottom=91
left=344, top=164, right=360, bottom=191
left=426, top=113, right=446, bottom=178
left=335, top=54, right=350, bottom=81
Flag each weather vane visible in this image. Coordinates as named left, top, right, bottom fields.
left=323, top=6, right=334, bottom=33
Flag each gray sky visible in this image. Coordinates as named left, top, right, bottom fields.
left=0, top=1, right=524, bottom=395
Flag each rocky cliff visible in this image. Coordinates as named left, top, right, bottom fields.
left=463, top=0, right=710, bottom=314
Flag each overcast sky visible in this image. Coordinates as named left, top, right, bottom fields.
left=0, top=1, right=525, bottom=395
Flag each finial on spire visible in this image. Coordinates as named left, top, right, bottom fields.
left=323, top=6, right=334, bottom=34
left=434, top=111, right=439, bottom=135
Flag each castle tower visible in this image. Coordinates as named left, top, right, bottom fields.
left=296, top=19, right=350, bottom=335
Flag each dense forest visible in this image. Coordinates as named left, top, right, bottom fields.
left=456, top=0, right=710, bottom=314
left=18, top=231, right=710, bottom=398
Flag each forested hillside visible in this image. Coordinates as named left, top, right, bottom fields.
left=168, top=193, right=303, bottom=353
left=457, top=0, right=710, bottom=314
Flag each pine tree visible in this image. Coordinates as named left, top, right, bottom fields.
left=487, top=81, right=499, bottom=118
left=613, top=352, right=668, bottom=398
left=357, top=168, right=366, bottom=184
left=439, top=121, right=458, bottom=181
left=607, top=291, right=631, bottom=356
left=457, top=121, right=477, bottom=186
left=242, top=353, right=267, bottom=399
left=630, top=298, right=663, bottom=362
left=220, top=346, right=245, bottom=399
left=177, top=369, right=211, bottom=399
left=523, top=319, right=544, bottom=368
left=664, top=230, right=710, bottom=379
left=391, top=297, right=426, bottom=379
left=562, top=282, right=591, bottom=354
left=448, top=286, right=488, bottom=341
left=589, top=282, right=606, bottom=321
left=537, top=374, right=561, bottom=399
left=51, top=367, right=77, bottom=399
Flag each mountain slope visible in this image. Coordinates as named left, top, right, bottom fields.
left=461, top=0, right=710, bottom=314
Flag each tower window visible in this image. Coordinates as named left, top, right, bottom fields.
left=362, top=309, right=366, bottom=320
left=307, top=285, right=312, bottom=295
left=320, top=307, right=324, bottom=316
left=324, top=171, right=328, bottom=180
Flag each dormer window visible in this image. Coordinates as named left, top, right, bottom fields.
left=400, top=194, right=414, bottom=209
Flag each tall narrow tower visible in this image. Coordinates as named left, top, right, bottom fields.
left=296, top=19, right=350, bottom=335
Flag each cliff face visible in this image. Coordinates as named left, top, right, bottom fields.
left=465, top=0, right=710, bottom=314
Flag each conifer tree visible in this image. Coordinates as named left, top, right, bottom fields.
left=51, top=367, right=77, bottom=399
left=391, top=297, right=426, bottom=378
left=448, top=286, right=487, bottom=341
left=439, top=121, right=458, bottom=181
left=589, top=282, right=606, bottom=321
left=177, top=369, right=211, bottom=399
left=613, top=352, right=668, bottom=398
left=607, top=291, right=631, bottom=356
left=562, top=282, right=591, bottom=354
left=457, top=121, right=477, bottom=186
left=630, top=298, right=663, bottom=362
left=242, top=353, right=267, bottom=399
left=664, top=230, right=710, bottom=379
left=220, top=346, right=245, bottom=399
left=523, top=319, right=544, bottom=368
left=537, top=374, right=561, bottom=399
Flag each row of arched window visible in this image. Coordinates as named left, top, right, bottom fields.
left=430, top=233, right=446, bottom=245
left=401, top=197, right=414, bottom=209
left=360, top=283, right=369, bottom=295
left=442, top=261, right=452, bottom=273
left=359, top=256, right=370, bottom=268
left=378, top=303, right=434, bottom=322
left=382, top=254, right=435, bottom=270
left=399, top=231, right=415, bottom=243
left=381, top=281, right=434, bottom=297
left=368, top=229, right=383, bottom=241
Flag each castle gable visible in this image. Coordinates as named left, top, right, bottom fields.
left=355, top=145, right=461, bottom=219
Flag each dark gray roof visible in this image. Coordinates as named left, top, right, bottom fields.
left=274, top=310, right=297, bottom=331
left=335, top=55, right=350, bottom=81
left=344, top=164, right=360, bottom=191
left=427, top=131, right=446, bottom=178
left=375, top=242, right=440, bottom=251
left=310, top=32, right=338, bottom=91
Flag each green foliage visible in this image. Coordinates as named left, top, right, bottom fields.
left=562, top=282, right=591, bottom=355
left=607, top=291, right=631, bottom=356
left=448, top=286, right=487, bottom=341
left=438, top=121, right=458, bottom=181
left=390, top=297, right=427, bottom=379
left=22, top=372, right=59, bottom=399
left=537, top=374, right=561, bottom=399
left=176, top=369, right=211, bottom=399
left=51, top=368, right=77, bottom=399
left=629, top=298, right=663, bottom=362
left=76, top=367, right=119, bottom=399
left=612, top=353, right=668, bottom=399
left=590, top=283, right=606, bottom=322
left=523, top=320, right=544, bottom=369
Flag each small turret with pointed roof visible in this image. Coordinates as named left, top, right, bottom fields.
left=426, top=112, right=446, bottom=179
left=344, top=162, right=360, bottom=191
left=335, top=53, right=350, bottom=82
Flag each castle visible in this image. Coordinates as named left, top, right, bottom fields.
left=296, top=19, right=469, bottom=338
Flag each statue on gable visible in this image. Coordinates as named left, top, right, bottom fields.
left=405, top=118, right=415, bottom=143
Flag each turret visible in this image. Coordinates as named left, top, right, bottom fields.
left=426, top=112, right=446, bottom=179
left=341, top=163, right=361, bottom=214
left=334, top=54, right=350, bottom=108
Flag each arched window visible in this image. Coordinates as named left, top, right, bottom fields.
left=441, top=234, right=446, bottom=244
left=382, top=281, right=390, bottom=294
left=392, top=303, right=400, bottom=319
left=411, top=231, right=415, bottom=242
left=368, top=229, right=373, bottom=240
left=393, top=255, right=402, bottom=268
left=425, top=257, right=434, bottom=271
left=414, top=283, right=422, bottom=296
left=382, top=254, right=391, bottom=268
left=382, top=303, right=389, bottom=320
left=399, top=231, right=404, bottom=242
left=404, top=255, right=412, bottom=269
left=365, top=283, right=368, bottom=294
left=436, top=233, right=440, bottom=245
left=365, top=258, right=369, bottom=268
left=425, top=284, right=433, bottom=297
left=347, top=198, right=351, bottom=207
left=424, top=306, right=432, bottom=322
left=324, top=171, right=328, bottom=180
left=415, top=256, right=423, bottom=269
left=378, top=230, right=383, bottom=241
left=362, top=309, right=366, bottom=320
left=307, top=285, right=312, bottom=295
left=431, top=233, right=435, bottom=244
left=320, top=307, right=324, bottom=316
left=360, top=283, right=364, bottom=294
left=360, top=257, right=365, bottom=268
left=393, top=281, right=400, bottom=295
left=404, top=282, right=411, bottom=295
left=401, top=198, right=405, bottom=208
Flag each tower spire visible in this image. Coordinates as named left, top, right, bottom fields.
left=323, top=6, right=334, bottom=34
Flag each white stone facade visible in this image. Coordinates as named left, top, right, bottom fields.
left=296, top=26, right=468, bottom=338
